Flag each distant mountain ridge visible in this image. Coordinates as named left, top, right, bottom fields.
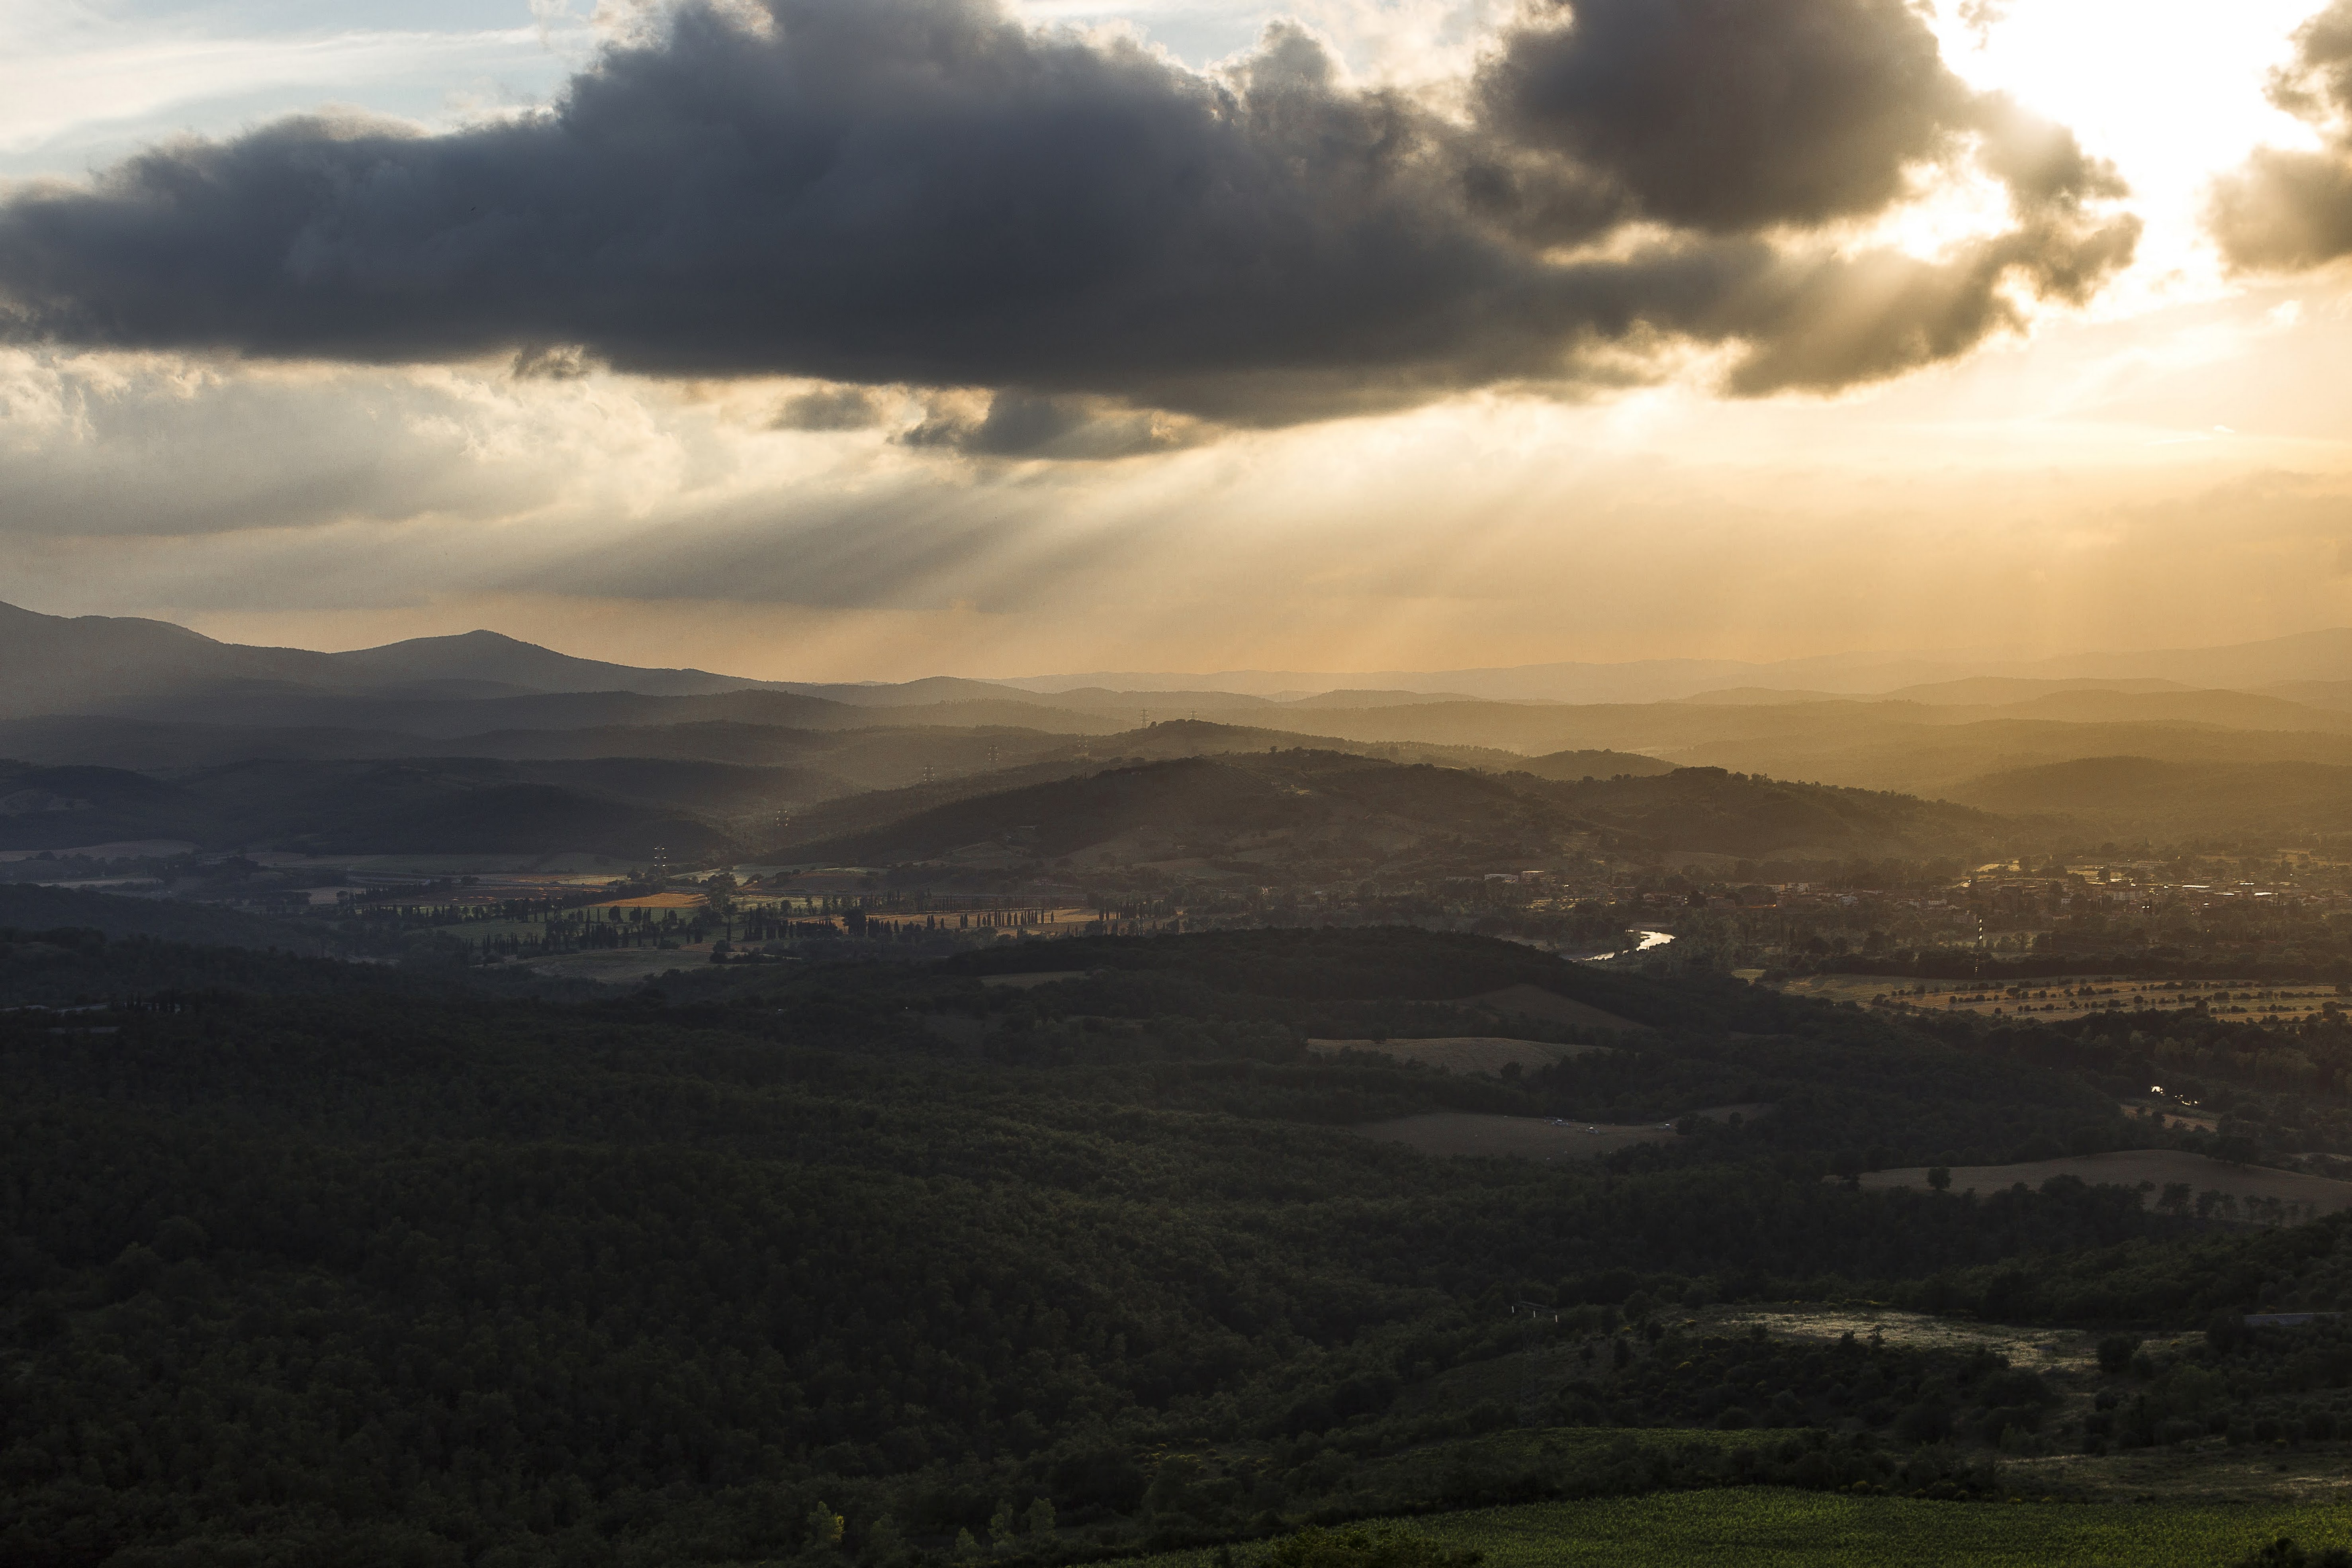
left=0, top=601, right=789, bottom=719
left=7, top=600, right=2351, bottom=847
left=9, top=599, right=2347, bottom=719
left=995, top=628, right=2352, bottom=705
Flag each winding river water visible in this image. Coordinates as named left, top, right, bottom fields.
left=1568, top=928, right=1675, bottom=963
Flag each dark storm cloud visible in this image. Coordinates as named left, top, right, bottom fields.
left=0, top=0, right=2135, bottom=423
left=2211, top=1, right=2352, bottom=270
left=1476, top=0, right=1969, bottom=232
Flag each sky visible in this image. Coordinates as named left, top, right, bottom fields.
left=3, top=0, right=2352, bottom=681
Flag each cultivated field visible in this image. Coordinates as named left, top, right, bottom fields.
left=1306, top=1036, right=1609, bottom=1074
left=507, top=946, right=714, bottom=983
left=1358, top=1104, right=1767, bottom=1161
left=1859, top=1148, right=2352, bottom=1214
left=584, top=891, right=708, bottom=910
left=1461, top=982, right=1646, bottom=1031
left=1144, top=1490, right=2352, bottom=1568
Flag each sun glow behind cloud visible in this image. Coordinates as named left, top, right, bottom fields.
left=1, top=0, right=2350, bottom=679
left=1932, top=0, right=2323, bottom=298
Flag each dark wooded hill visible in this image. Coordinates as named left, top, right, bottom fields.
left=1951, top=756, right=2352, bottom=838
left=14, top=924, right=2352, bottom=1565
left=775, top=752, right=2009, bottom=870
left=0, top=757, right=816, bottom=857
left=0, top=882, right=339, bottom=953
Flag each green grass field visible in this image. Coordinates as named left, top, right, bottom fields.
left=1150, top=1491, right=2352, bottom=1568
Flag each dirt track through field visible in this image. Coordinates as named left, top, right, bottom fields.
left=1306, top=1036, right=1610, bottom=1074
left=1358, top=1105, right=1769, bottom=1161
left=978, top=970, right=1087, bottom=989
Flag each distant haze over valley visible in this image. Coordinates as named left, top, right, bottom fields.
left=9, top=598, right=2349, bottom=719
left=7, top=598, right=2352, bottom=866
left=996, top=630, right=2352, bottom=706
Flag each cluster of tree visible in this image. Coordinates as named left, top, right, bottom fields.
left=1270, top=1425, right=2000, bottom=1525
left=1896, top=1206, right=2352, bottom=1327
left=1558, top=1325, right=2056, bottom=1447
left=2050, top=1313, right=2352, bottom=1462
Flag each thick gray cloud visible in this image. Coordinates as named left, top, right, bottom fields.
left=0, top=0, right=2135, bottom=424
left=901, top=390, right=1199, bottom=458
left=1477, top=0, right=1968, bottom=233
left=2211, top=1, right=2352, bottom=270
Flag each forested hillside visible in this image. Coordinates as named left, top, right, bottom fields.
left=11, top=927, right=2352, bottom=1564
